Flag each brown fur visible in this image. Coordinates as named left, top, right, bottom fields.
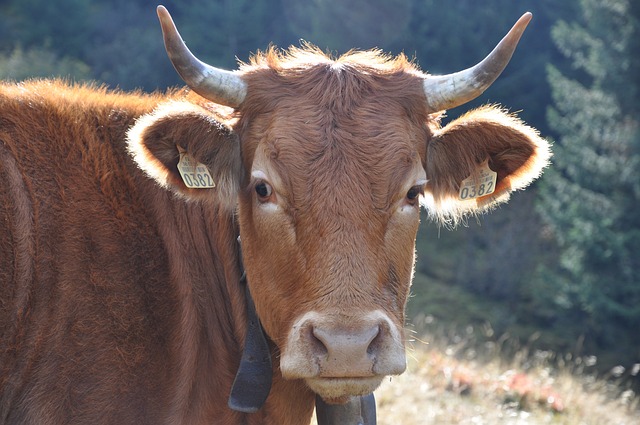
left=0, top=45, right=549, bottom=425
left=0, top=81, right=250, bottom=424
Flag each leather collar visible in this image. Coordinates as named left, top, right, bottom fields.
left=228, top=273, right=273, bottom=413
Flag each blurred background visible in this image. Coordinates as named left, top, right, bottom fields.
left=1, top=0, right=637, bottom=386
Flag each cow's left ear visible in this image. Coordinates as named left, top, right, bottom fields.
left=127, top=101, right=242, bottom=208
left=423, top=106, right=551, bottom=223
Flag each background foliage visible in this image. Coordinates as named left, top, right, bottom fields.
left=1, top=0, right=637, bottom=384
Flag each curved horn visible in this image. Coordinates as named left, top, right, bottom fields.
left=157, top=5, right=247, bottom=107
left=423, top=12, right=532, bottom=113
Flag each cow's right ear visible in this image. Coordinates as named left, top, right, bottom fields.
left=127, top=101, right=242, bottom=208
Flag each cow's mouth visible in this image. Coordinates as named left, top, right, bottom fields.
left=305, top=376, right=384, bottom=403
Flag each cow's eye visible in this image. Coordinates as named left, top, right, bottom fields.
left=255, top=181, right=273, bottom=201
left=406, top=185, right=423, bottom=205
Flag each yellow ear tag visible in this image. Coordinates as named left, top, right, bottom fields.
left=177, top=152, right=215, bottom=189
left=459, top=161, right=497, bottom=200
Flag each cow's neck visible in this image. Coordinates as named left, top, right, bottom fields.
left=144, top=188, right=245, bottom=422
left=145, top=188, right=316, bottom=424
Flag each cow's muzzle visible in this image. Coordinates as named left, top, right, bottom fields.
left=280, top=311, right=406, bottom=401
left=228, top=282, right=380, bottom=423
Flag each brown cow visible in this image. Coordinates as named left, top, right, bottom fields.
left=0, top=6, right=550, bottom=425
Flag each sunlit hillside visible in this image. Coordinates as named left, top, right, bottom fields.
left=309, top=327, right=638, bottom=424
left=373, top=334, right=638, bottom=425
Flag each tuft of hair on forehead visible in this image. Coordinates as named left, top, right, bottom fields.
left=241, top=42, right=421, bottom=76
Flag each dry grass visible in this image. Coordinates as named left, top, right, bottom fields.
left=373, top=329, right=639, bottom=425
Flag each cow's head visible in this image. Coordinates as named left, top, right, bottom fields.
left=128, top=6, right=550, bottom=404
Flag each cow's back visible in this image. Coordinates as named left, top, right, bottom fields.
left=0, top=81, right=180, bottom=423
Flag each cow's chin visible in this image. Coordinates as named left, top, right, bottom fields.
left=305, top=376, right=384, bottom=404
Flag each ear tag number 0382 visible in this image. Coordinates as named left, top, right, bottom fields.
left=177, top=151, right=215, bottom=189
left=459, top=161, right=497, bottom=200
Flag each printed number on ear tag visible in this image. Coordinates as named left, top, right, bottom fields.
left=459, top=161, right=496, bottom=200
left=178, top=152, right=216, bottom=189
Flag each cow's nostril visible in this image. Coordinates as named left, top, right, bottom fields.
left=366, top=325, right=382, bottom=356
left=309, top=326, right=328, bottom=357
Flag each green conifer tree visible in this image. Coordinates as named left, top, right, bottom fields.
left=537, top=0, right=639, bottom=362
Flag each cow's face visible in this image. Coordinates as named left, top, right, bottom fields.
left=234, top=63, right=432, bottom=399
left=128, top=7, right=550, bottom=404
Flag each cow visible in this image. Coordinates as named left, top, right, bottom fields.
left=0, top=6, right=550, bottom=425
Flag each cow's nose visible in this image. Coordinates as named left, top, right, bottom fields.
left=310, top=323, right=380, bottom=377
left=280, top=311, right=406, bottom=380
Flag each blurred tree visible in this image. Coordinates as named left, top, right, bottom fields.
left=452, top=192, right=543, bottom=301
left=0, top=0, right=570, bottom=112
left=280, top=0, right=411, bottom=53
left=0, top=45, right=91, bottom=81
left=536, top=0, right=640, bottom=363
left=411, top=0, right=577, bottom=334
left=83, top=1, right=177, bottom=91
left=397, top=0, right=579, bottom=137
left=171, top=0, right=288, bottom=69
left=3, top=0, right=92, bottom=58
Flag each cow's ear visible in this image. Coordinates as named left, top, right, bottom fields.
left=127, top=101, right=242, bottom=208
left=423, top=106, right=551, bottom=223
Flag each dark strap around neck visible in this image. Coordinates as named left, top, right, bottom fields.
left=227, top=281, right=273, bottom=413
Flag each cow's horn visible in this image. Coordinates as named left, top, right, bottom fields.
left=157, top=5, right=247, bottom=108
left=422, top=12, right=532, bottom=113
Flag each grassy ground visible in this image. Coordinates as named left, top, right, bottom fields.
left=372, top=332, right=639, bottom=425
left=310, top=328, right=638, bottom=424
